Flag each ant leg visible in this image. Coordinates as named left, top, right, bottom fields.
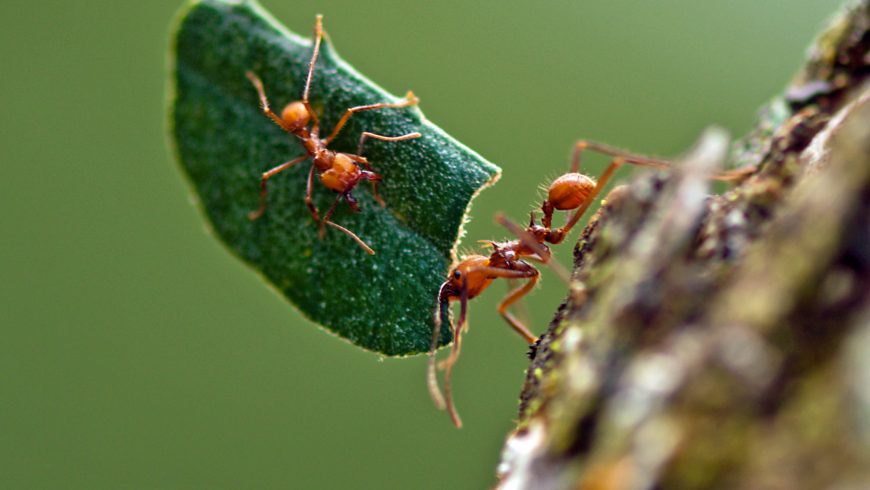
left=571, top=140, right=671, bottom=174
left=246, top=71, right=292, bottom=132
left=496, top=213, right=572, bottom=286
left=572, top=139, right=752, bottom=181
left=557, top=158, right=624, bottom=240
left=465, top=266, right=542, bottom=343
left=541, top=200, right=556, bottom=229
left=319, top=193, right=345, bottom=238
left=302, top=15, right=323, bottom=130
left=357, top=131, right=422, bottom=156
left=324, top=92, right=420, bottom=145
left=497, top=270, right=539, bottom=344
left=316, top=180, right=375, bottom=254
left=506, top=278, right=532, bottom=333
left=248, top=155, right=309, bottom=220
left=354, top=132, right=421, bottom=205
left=318, top=181, right=363, bottom=235
left=346, top=154, right=372, bottom=169
left=344, top=191, right=360, bottom=212
left=359, top=170, right=385, bottom=207
left=305, top=163, right=320, bottom=223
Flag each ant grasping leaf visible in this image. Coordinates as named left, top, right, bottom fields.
left=246, top=15, right=421, bottom=255
left=428, top=140, right=753, bottom=427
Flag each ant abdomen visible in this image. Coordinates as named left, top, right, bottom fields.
left=548, top=172, right=596, bottom=211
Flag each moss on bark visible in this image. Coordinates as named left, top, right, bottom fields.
left=498, top=3, right=870, bottom=488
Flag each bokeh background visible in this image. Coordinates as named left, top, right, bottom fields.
left=1, top=0, right=844, bottom=488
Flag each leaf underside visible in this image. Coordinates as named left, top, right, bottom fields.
left=171, top=0, right=500, bottom=356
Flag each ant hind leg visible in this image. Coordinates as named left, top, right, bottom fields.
left=571, top=139, right=671, bottom=174
left=571, top=138, right=752, bottom=181
left=497, top=271, right=539, bottom=344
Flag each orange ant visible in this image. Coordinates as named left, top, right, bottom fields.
left=246, top=15, right=421, bottom=255
left=427, top=140, right=751, bottom=427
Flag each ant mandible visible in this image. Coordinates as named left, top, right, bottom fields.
left=246, top=15, right=421, bottom=255
left=427, top=140, right=751, bottom=427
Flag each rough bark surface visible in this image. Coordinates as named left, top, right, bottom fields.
left=496, top=3, right=870, bottom=489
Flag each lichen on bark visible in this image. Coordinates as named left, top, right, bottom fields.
left=497, top=2, right=870, bottom=489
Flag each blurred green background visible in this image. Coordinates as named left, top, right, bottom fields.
left=0, top=0, right=843, bottom=488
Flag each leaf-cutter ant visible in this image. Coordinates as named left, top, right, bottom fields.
left=427, top=140, right=753, bottom=427
left=246, top=15, right=421, bottom=255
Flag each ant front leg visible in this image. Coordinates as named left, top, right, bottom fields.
left=248, top=155, right=309, bottom=220
left=495, top=265, right=540, bottom=344
left=496, top=213, right=573, bottom=286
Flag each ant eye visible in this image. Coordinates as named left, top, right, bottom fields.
left=453, top=270, right=461, bottom=279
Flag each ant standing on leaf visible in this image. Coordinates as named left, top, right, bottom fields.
left=427, top=140, right=753, bottom=428
left=246, top=15, right=421, bottom=255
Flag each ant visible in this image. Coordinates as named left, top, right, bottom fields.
left=246, top=15, right=421, bottom=255
left=427, top=140, right=752, bottom=427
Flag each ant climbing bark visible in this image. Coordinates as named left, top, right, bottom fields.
left=246, top=15, right=421, bottom=255
left=427, top=139, right=753, bottom=427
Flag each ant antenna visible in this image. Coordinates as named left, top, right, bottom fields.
left=303, top=15, right=323, bottom=104
left=428, top=279, right=466, bottom=428
left=324, top=221, right=375, bottom=255
left=428, top=283, right=450, bottom=410
left=302, top=15, right=324, bottom=129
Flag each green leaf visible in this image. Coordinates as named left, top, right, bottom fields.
left=169, top=0, right=500, bottom=356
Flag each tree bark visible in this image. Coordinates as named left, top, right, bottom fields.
left=496, top=3, right=870, bottom=489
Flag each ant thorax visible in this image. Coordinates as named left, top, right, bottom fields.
left=311, top=148, right=335, bottom=171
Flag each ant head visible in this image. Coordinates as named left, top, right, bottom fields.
left=281, top=101, right=310, bottom=131
left=445, top=255, right=489, bottom=296
left=440, top=267, right=464, bottom=299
